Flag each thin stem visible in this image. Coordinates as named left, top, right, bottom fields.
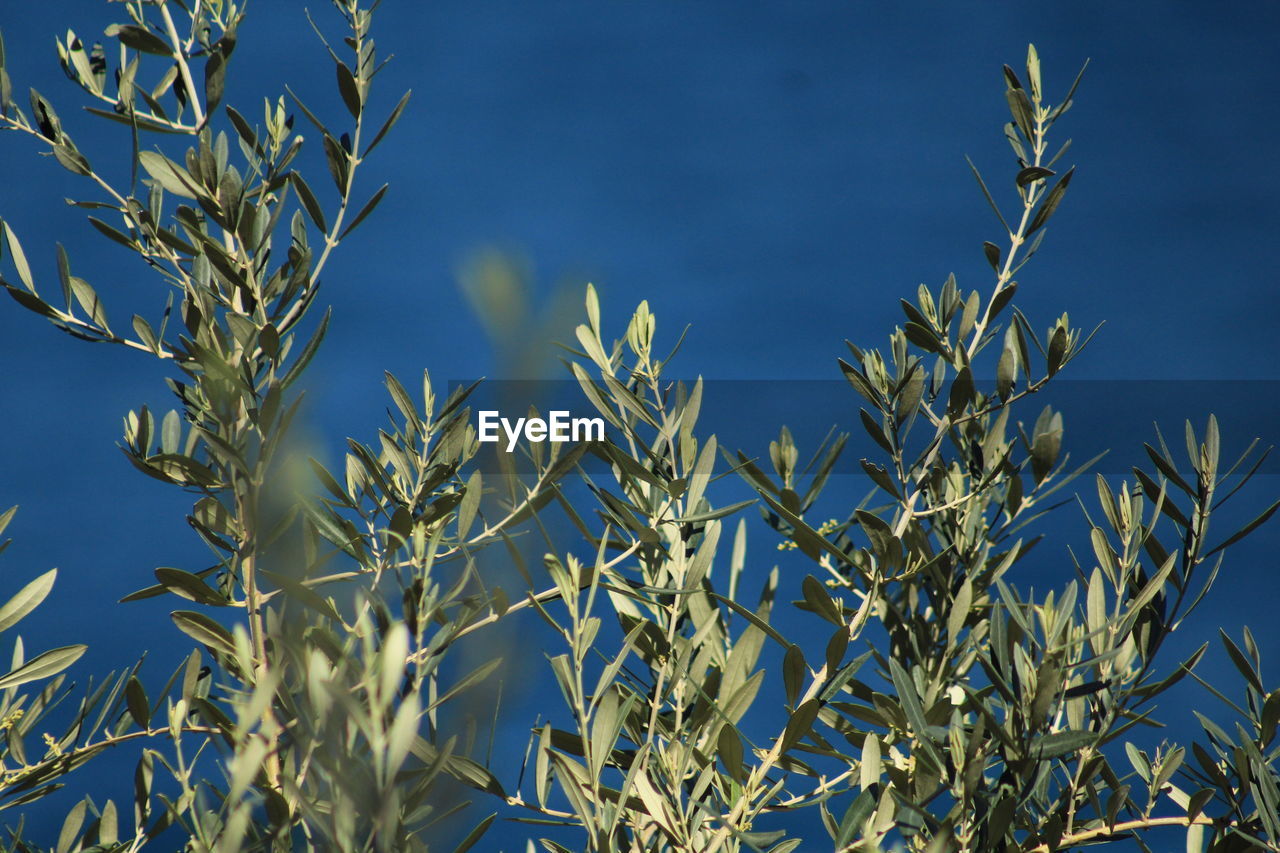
left=703, top=586, right=878, bottom=853
left=890, top=99, right=1052, bottom=543
left=270, top=60, right=370, bottom=338
left=966, top=109, right=1047, bottom=364
left=232, top=476, right=283, bottom=791
left=0, top=724, right=221, bottom=788
left=1024, top=814, right=1235, bottom=853
left=159, top=2, right=205, bottom=128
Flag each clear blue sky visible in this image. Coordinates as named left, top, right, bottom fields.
left=0, top=0, right=1277, bottom=843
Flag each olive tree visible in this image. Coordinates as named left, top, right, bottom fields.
left=0, top=4, right=1276, bottom=851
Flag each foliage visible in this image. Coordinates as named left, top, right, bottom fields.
left=0, top=5, right=1277, bottom=851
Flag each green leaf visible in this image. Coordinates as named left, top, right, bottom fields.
left=290, top=171, right=326, bottom=232
left=386, top=689, right=421, bottom=778
left=1006, top=85, right=1035, bottom=142
left=1046, top=324, right=1068, bottom=376
left=125, top=676, right=150, bottom=727
left=1219, top=629, right=1264, bottom=694
left=1027, top=167, right=1075, bottom=234
left=859, top=732, right=881, bottom=791
left=1204, top=497, right=1280, bottom=558
left=204, top=37, right=232, bottom=117
left=903, top=322, right=941, bottom=353
left=856, top=509, right=898, bottom=566
left=1016, top=166, right=1055, bottom=187
left=948, top=577, right=973, bottom=649
left=69, top=275, right=109, bottom=330
left=142, top=452, right=219, bottom=488
left=717, top=725, right=745, bottom=783
left=52, top=143, right=91, bottom=176
left=0, top=568, right=57, bottom=633
left=757, top=490, right=850, bottom=565
left=364, top=89, right=411, bottom=156
left=1142, top=441, right=1195, bottom=498
left=631, top=765, right=679, bottom=838
left=258, top=570, right=341, bottom=623
left=673, top=499, right=756, bottom=525
left=98, top=799, right=119, bottom=846
left=259, top=323, right=281, bottom=359
left=29, top=88, right=63, bottom=141
left=900, top=296, right=932, bottom=330
left=1086, top=567, right=1107, bottom=635
left=154, top=567, right=228, bottom=607
left=589, top=690, right=633, bottom=778
left=1127, top=551, right=1177, bottom=616
left=339, top=183, right=389, bottom=239
left=710, top=592, right=790, bottom=652
left=321, top=132, right=349, bottom=192
left=1202, top=413, right=1220, bottom=477
left=426, top=657, right=502, bottom=712
left=801, top=575, right=843, bottom=626
left=996, top=344, right=1016, bottom=400
left=225, top=105, right=258, bottom=151
left=1026, top=44, right=1042, bottom=101
left=88, top=217, right=137, bottom=250
left=84, top=106, right=183, bottom=135
left=104, top=24, right=173, bottom=56
left=959, top=290, right=980, bottom=340
left=138, top=151, right=198, bottom=199
left=281, top=308, right=331, bottom=389
left=1030, top=729, right=1095, bottom=759
left=457, top=470, right=482, bottom=540
left=835, top=789, right=877, bottom=849
left=888, top=658, right=929, bottom=739
left=2, top=221, right=34, bottom=291
left=895, top=363, right=925, bottom=423
left=1051, top=59, right=1090, bottom=123
left=1030, top=408, right=1063, bottom=483
left=56, top=799, right=86, bottom=853
left=335, top=61, right=361, bottom=118
left=171, top=610, right=236, bottom=657
left=1126, top=742, right=1151, bottom=783
left=0, top=643, right=86, bottom=689
left=783, top=644, right=805, bottom=707
left=948, top=365, right=975, bottom=415
left=779, top=698, right=820, bottom=754
left=965, top=156, right=1011, bottom=233
left=838, top=357, right=881, bottom=407
left=1186, top=788, right=1215, bottom=823
left=453, top=813, right=496, bottom=853
left=859, top=458, right=899, bottom=498
left=987, top=281, right=1018, bottom=325
left=719, top=669, right=765, bottom=728
left=860, top=409, right=890, bottom=455
left=983, top=240, right=1001, bottom=272
left=1261, top=690, right=1280, bottom=746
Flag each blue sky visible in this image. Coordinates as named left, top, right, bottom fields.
left=0, top=0, right=1277, bottom=844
